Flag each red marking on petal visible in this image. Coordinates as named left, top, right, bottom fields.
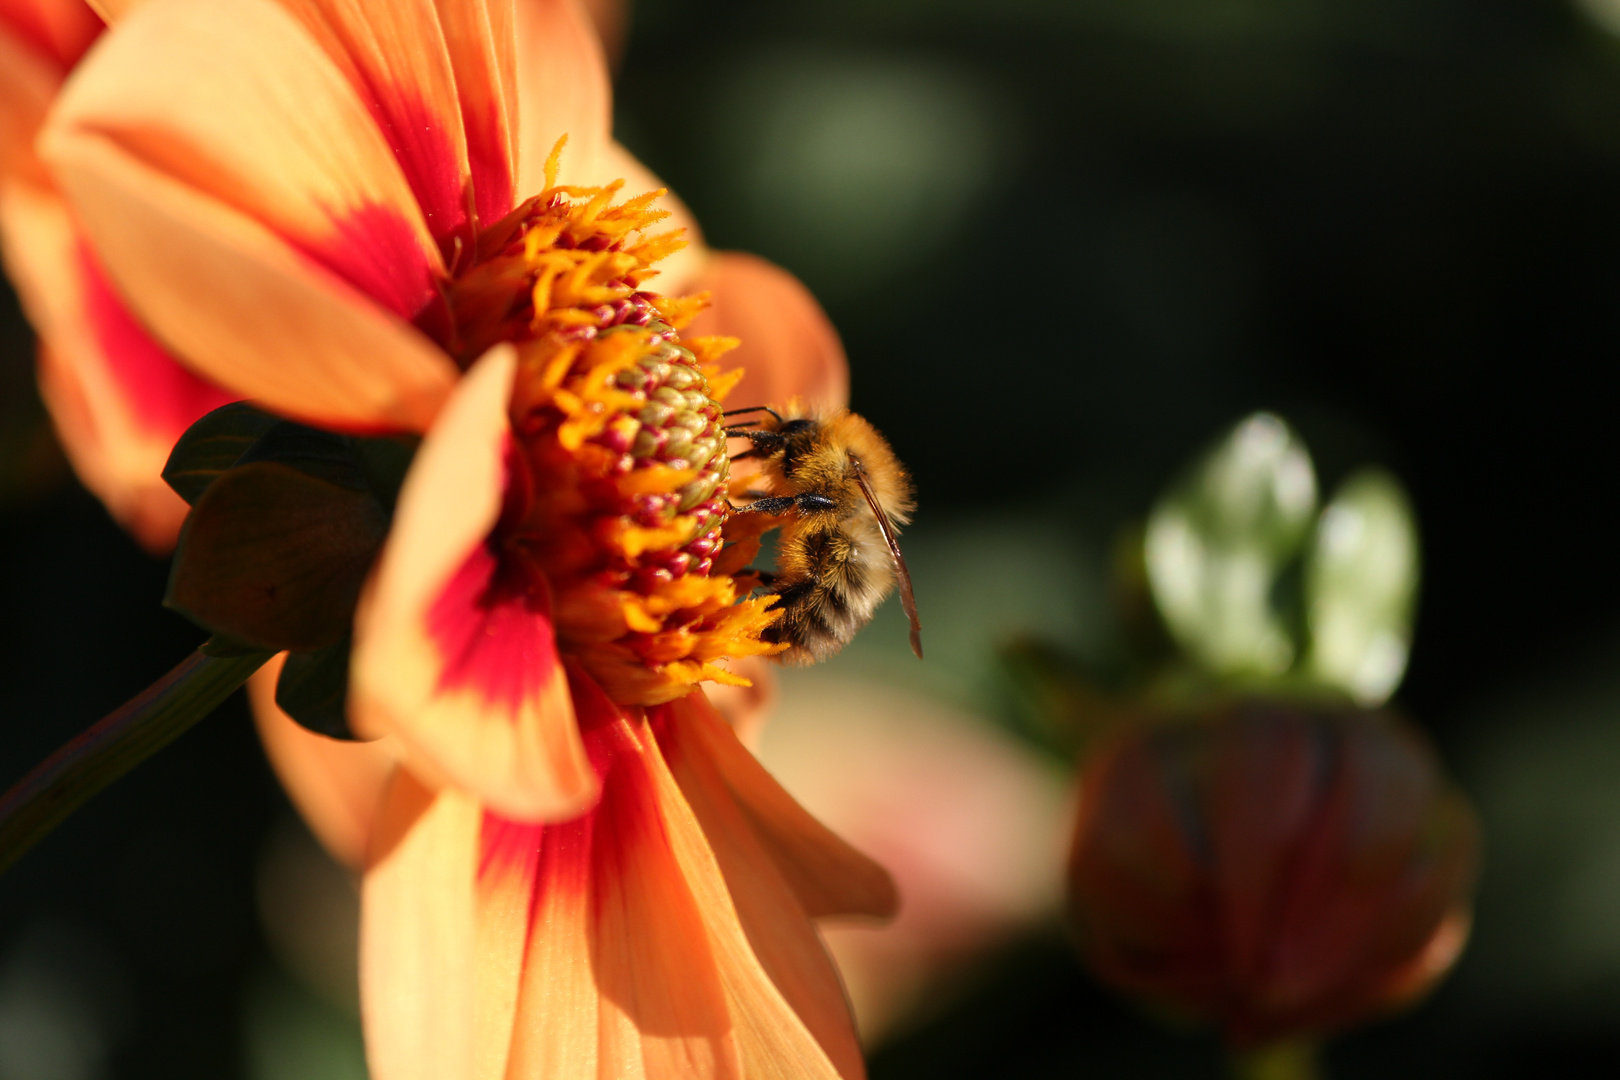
left=297, top=203, right=441, bottom=322
left=465, top=110, right=513, bottom=235
left=480, top=813, right=544, bottom=883
left=0, top=0, right=102, bottom=70
left=79, top=243, right=237, bottom=439
left=427, top=541, right=561, bottom=714
left=477, top=685, right=626, bottom=888
left=349, top=88, right=472, bottom=258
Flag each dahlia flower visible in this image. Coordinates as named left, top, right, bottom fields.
left=31, top=0, right=891, bottom=1075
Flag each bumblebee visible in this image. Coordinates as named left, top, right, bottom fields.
left=725, top=406, right=922, bottom=664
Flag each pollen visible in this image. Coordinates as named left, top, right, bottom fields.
left=429, top=143, right=783, bottom=706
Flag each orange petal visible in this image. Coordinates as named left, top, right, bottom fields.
left=656, top=692, right=871, bottom=1080
left=41, top=0, right=457, bottom=430
left=701, top=654, right=778, bottom=750
left=351, top=345, right=597, bottom=822
left=684, top=253, right=849, bottom=415
left=0, top=0, right=101, bottom=70
left=579, top=0, right=627, bottom=69
left=361, top=770, right=489, bottom=1080
left=53, top=0, right=444, bottom=314
left=0, top=181, right=228, bottom=549
left=431, top=0, right=517, bottom=229
left=0, top=13, right=59, bottom=183
left=249, top=652, right=399, bottom=869
left=585, top=703, right=741, bottom=1079
left=670, top=690, right=898, bottom=921
left=512, top=0, right=611, bottom=195
left=480, top=802, right=597, bottom=1079
left=280, top=0, right=511, bottom=249
left=503, top=679, right=835, bottom=1079
left=364, top=673, right=851, bottom=1079
left=81, top=0, right=125, bottom=21
left=637, top=705, right=849, bottom=1079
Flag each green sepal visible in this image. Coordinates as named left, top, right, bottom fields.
left=237, top=423, right=371, bottom=491
left=993, top=637, right=1131, bottom=762
left=353, top=433, right=420, bottom=510
left=162, top=402, right=280, bottom=505
left=275, top=636, right=357, bottom=740
left=166, top=461, right=388, bottom=651
left=198, top=634, right=268, bottom=659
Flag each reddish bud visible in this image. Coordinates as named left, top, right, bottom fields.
left=1067, top=699, right=1478, bottom=1046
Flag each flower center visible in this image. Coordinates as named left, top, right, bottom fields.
left=421, top=141, right=781, bottom=705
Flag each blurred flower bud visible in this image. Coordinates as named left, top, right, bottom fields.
left=1304, top=468, right=1419, bottom=706
left=1067, top=699, right=1478, bottom=1047
left=1145, top=413, right=1317, bottom=678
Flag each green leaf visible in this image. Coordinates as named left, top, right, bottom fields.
left=275, top=637, right=356, bottom=740
left=167, top=462, right=388, bottom=651
left=1144, top=412, right=1318, bottom=679
left=162, top=402, right=280, bottom=505
left=1303, top=468, right=1419, bottom=705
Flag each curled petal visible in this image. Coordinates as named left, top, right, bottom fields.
left=470, top=678, right=849, bottom=1079
left=351, top=345, right=597, bottom=822
left=579, top=0, right=627, bottom=69
left=42, top=0, right=457, bottom=430
left=249, top=653, right=399, bottom=869
left=657, top=690, right=882, bottom=1079
left=512, top=0, right=610, bottom=194
left=684, top=253, right=849, bottom=414
left=636, top=701, right=849, bottom=1080
left=665, top=692, right=898, bottom=923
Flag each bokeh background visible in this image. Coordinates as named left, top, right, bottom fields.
left=5, top=0, right=1620, bottom=1076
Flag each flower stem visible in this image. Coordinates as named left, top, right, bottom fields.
left=1231, top=1041, right=1324, bottom=1080
left=0, top=640, right=273, bottom=875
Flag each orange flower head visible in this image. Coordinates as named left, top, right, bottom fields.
left=33, top=2, right=891, bottom=1076
left=393, top=141, right=784, bottom=709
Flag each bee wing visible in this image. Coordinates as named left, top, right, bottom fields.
left=851, top=456, right=923, bottom=660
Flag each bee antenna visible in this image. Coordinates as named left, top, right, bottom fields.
left=722, top=405, right=783, bottom=422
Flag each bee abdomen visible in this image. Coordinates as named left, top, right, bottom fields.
left=763, top=545, right=891, bottom=664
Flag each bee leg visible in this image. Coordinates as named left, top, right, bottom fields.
left=791, top=493, right=837, bottom=512
left=730, top=492, right=838, bottom=515
left=730, top=495, right=798, bottom=515
left=724, top=428, right=788, bottom=451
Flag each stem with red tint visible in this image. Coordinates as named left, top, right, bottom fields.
left=0, top=640, right=273, bottom=875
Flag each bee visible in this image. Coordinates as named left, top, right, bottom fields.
left=724, top=406, right=922, bottom=664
